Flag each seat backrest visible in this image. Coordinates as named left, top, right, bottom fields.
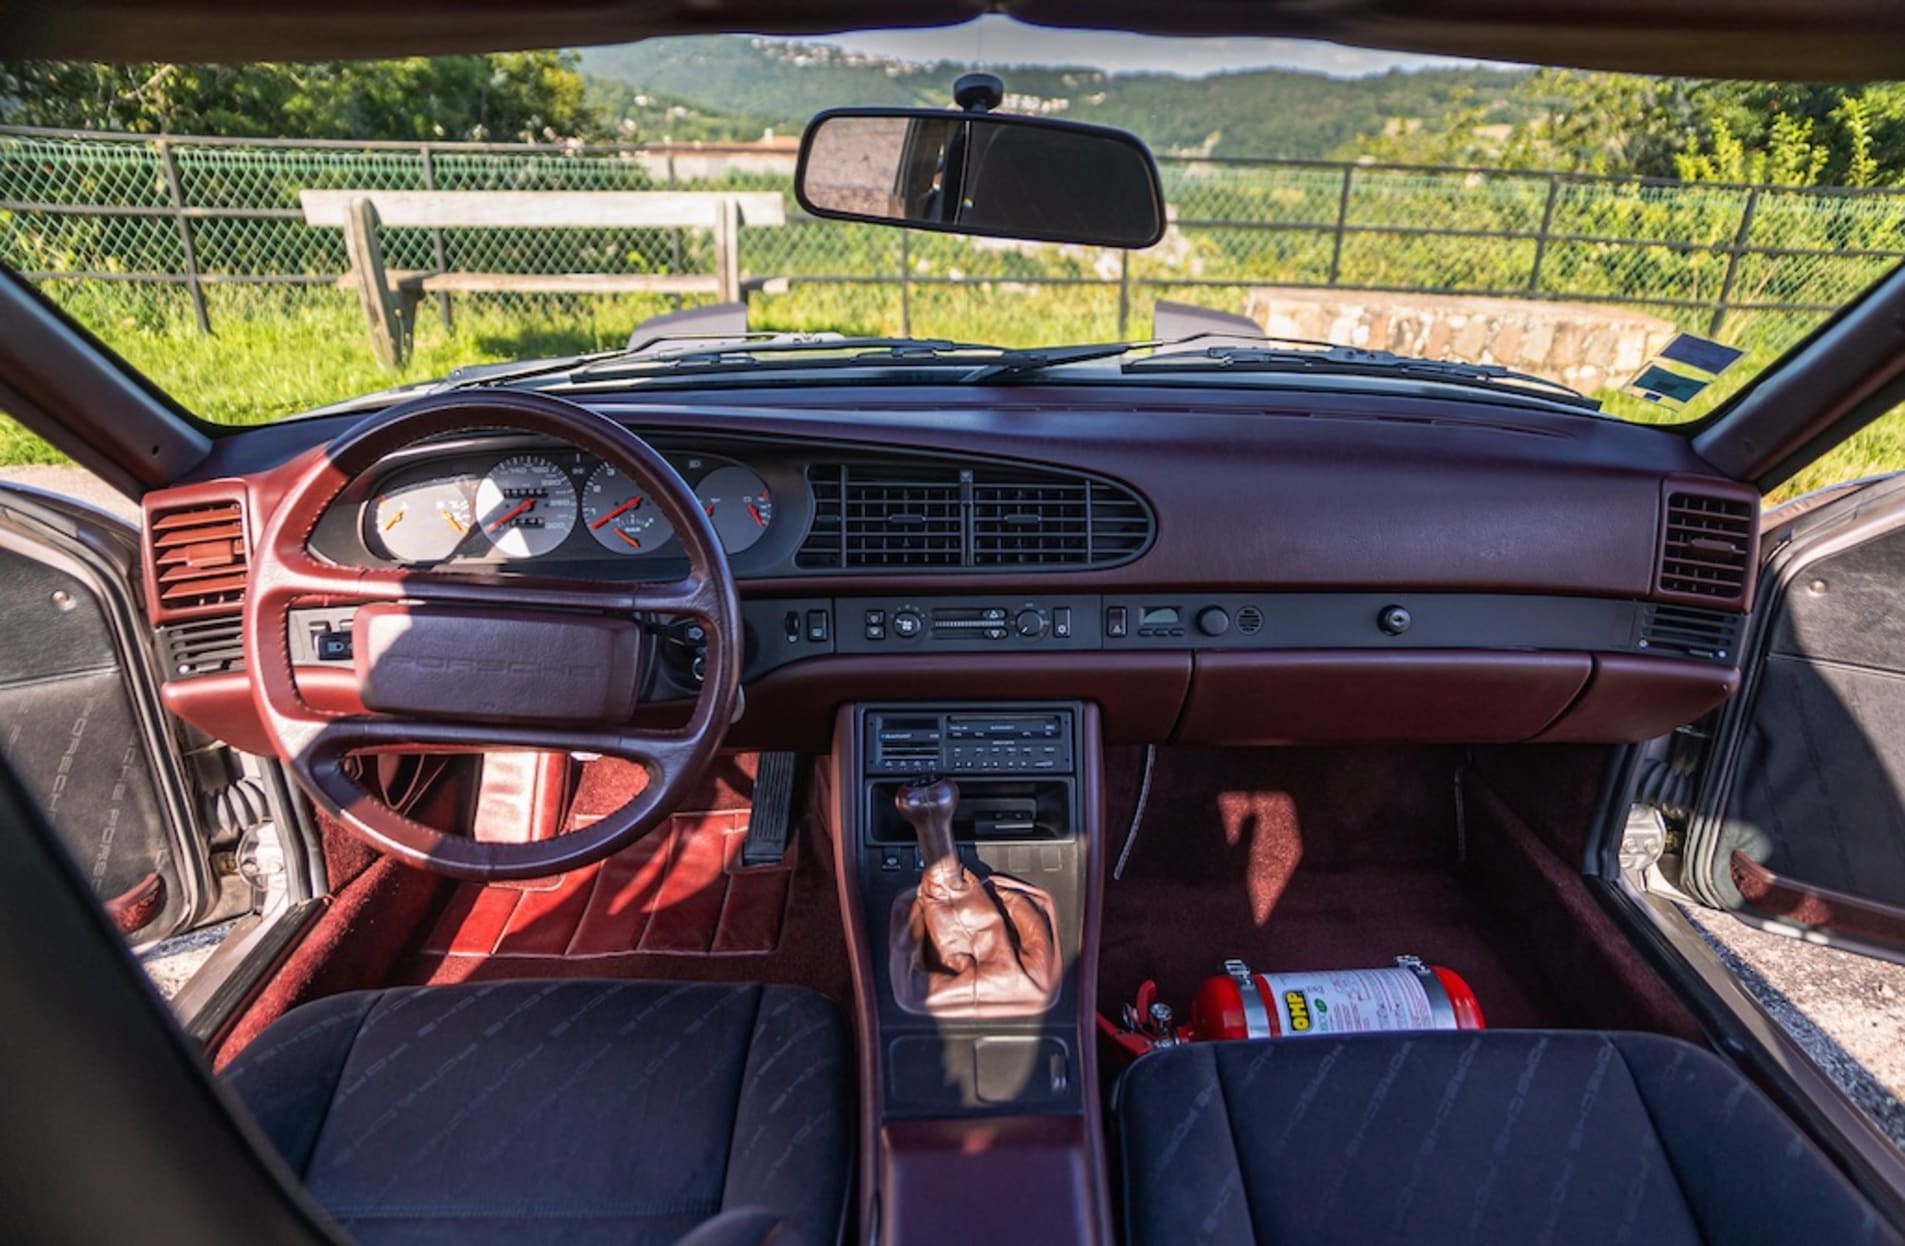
left=0, top=759, right=343, bottom=1245
left=298, top=189, right=786, bottom=229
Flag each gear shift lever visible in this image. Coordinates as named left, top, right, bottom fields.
left=889, top=776, right=1061, bottom=1017
left=896, top=776, right=963, bottom=890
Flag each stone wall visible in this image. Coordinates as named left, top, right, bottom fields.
left=1242, top=287, right=1680, bottom=393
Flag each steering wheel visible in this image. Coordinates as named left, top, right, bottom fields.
left=243, top=390, right=743, bottom=881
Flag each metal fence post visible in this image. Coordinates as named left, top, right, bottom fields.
left=1709, top=187, right=1762, bottom=337
left=155, top=138, right=211, bottom=334
left=666, top=145, right=684, bottom=311
left=419, top=144, right=453, bottom=331
left=1117, top=250, right=1131, bottom=339
left=899, top=231, right=912, bottom=337
left=1326, top=165, right=1354, bottom=286
left=1528, top=173, right=1561, bottom=292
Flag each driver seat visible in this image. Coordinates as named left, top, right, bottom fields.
left=221, top=979, right=853, bottom=1246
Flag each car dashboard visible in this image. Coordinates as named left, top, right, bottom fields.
left=141, top=381, right=1762, bottom=755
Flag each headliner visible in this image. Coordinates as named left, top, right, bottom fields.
left=3, top=0, right=1903, bottom=82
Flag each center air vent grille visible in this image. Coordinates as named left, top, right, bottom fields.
left=1658, top=490, right=1755, bottom=606
left=1639, top=603, right=1743, bottom=662
left=148, top=499, right=248, bottom=618
left=797, top=460, right=1152, bottom=571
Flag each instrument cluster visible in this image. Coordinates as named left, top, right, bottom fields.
left=362, top=446, right=780, bottom=566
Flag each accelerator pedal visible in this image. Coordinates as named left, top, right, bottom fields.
left=742, top=751, right=799, bottom=866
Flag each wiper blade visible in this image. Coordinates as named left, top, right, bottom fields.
left=1126, top=344, right=1600, bottom=409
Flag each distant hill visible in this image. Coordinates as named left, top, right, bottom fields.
left=579, top=37, right=1535, bottom=159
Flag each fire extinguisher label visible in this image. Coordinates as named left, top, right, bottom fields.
left=1262, top=969, right=1435, bottom=1035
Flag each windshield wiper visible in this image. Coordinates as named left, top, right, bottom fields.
left=1124, top=343, right=1600, bottom=410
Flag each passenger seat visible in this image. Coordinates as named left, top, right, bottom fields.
left=1116, top=1030, right=1899, bottom=1246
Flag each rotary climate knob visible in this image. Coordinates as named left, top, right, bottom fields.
left=1196, top=606, right=1232, bottom=637
left=1015, top=609, right=1046, bottom=638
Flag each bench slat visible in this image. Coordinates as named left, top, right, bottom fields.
left=299, top=189, right=784, bottom=229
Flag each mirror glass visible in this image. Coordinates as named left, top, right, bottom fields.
left=798, top=112, right=1164, bottom=249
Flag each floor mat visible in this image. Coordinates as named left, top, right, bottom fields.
left=417, top=809, right=795, bottom=960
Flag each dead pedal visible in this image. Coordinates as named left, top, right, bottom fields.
left=742, top=751, right=798, bottom=867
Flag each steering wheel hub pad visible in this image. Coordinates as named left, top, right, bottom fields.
left=353, top=603, right=641, bottom=724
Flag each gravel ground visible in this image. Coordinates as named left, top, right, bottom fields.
left=139, top=922, right=237, bottom=999
left=9, top=465, right=1904, bottom=1146
left=1684, top=904, right=1905, bottom=1147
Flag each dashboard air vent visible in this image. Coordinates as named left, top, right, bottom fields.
left=1638, top=603, right=1742, bottom=662
left=797, top=459, right=1152, bottom=572
left=1658, top=490, right=1754, bottom=605
left=160, top=616, right=246, bottom=678
left=149, top=500, right=248, bottom=616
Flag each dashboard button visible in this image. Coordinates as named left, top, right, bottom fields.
left=1196, top=606, right=1232, bottom=637
left=806, top=609, right=830, bottom=643
left=893, top=610, right=924, bottom=639
left=1106, top=606, right=1128, bottom=639
left=1053, top=607, right=1072, bottom=638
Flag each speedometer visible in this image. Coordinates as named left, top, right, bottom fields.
left=476, top=455, right=577, bottom=559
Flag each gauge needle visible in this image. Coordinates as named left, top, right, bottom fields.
left=380, top=507, right=406, bottom=531
left=439, top=508, right=466, bottom=534
left=746, top=501, right=765, bottom=527
left=614, top=529, right=643, bottom=550
left=487, top=499, right=533, bottom=532
left=590, top=497, right=641, bottom=529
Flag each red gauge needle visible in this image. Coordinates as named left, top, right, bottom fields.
left=590, top=497, right=641, bottom=529
left=487, top=499, right=533, bottom=532
left=746, top=501, right=766, bottom=527
left=614, top=529, right=642, bottom=550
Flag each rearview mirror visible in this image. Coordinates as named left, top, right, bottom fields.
left=796, top=109, right=1166, bottom=249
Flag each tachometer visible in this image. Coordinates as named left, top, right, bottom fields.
left=476, top=454, right=577, bottom=559
left=370, top=476, right=477, bottom=563
left=694, top=465, right=774, bottom=554
left=581, top=462, right=676, bottom=555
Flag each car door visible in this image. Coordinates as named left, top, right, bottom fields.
left=1679, top=471, right=1905, bottom=958
left=0, top=481, right=227, bottom=946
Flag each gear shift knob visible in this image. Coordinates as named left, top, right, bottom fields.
left=895, top=777, right=961, bottom=887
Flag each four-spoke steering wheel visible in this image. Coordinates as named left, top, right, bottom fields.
left=243, top=390, right=742, bottom=880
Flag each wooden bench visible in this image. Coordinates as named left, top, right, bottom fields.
left=299, top=189, right=786, bottom=366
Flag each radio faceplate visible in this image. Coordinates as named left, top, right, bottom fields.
left=866, top=708, right=1075, bottom=776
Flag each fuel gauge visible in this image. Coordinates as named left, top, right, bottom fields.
left=370, top=477, right=477, bottom=563
left=693, top=465, right=774, bottom=553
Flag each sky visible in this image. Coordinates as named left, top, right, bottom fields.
left=811, top=18, right=1506, bottom=79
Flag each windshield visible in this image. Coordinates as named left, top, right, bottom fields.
left=4, top=28, right=1902, bottom=457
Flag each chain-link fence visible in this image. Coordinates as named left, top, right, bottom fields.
left=5, top=125, right=1903, bottom=352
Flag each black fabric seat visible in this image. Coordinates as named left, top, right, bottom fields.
left=1117, top=1030, right=1899, bottom=1246
left=222, top=980, right=852, bottom=1246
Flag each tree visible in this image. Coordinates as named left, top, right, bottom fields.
left=0, top=53, right=608, bottom=142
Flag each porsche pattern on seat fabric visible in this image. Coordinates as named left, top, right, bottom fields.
left=1117, top=1030, right=1900, bottom=1246
left=222, top=979, right=851, bottom=1245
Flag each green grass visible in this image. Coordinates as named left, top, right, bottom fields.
left=4, top=283, right=1900, bottom=505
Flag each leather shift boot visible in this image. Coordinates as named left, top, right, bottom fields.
left=888, top=778, right=1062, bottom=1018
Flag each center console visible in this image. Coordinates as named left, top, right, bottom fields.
left=830, top=700, right=1111, bottom=1245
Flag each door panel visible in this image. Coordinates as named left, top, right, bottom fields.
left=1694, top=476, right=1905, bottom=951
left=0, top=487, right=213, bottom=944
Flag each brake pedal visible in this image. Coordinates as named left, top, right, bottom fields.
left=742, top=751, right=799, bottom=866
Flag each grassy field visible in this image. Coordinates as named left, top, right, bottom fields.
left=3, top=283, right=1899, bottom=505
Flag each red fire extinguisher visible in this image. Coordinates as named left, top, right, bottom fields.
left=1189, top=955, right=1484, bottom=1040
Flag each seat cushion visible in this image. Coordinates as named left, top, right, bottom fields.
left=222, top=980, right=851, bottom=1246
left=1117, top=1030, right=1899, bottom=1246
